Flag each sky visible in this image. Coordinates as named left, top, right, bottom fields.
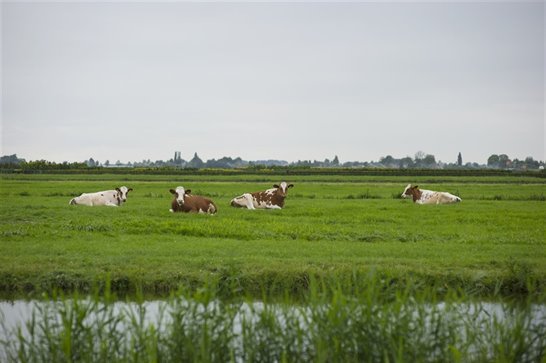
left=1, top=1, right=544, bottom=165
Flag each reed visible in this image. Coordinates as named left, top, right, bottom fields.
left=1, top=277, right=545, bottom=363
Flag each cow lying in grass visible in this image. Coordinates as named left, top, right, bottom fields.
left=230, top=182, right=294, bottom=209
left=69, top=186, right=133, bottom=206
left=169, top=186, right=217, bottom=214
left=402, top=184, right=461, bottom=204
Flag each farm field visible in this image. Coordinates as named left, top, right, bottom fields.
left=0, top=173, right=545, bottom=298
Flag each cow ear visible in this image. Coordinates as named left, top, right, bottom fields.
left=288, top=184, right=294, bottom=188
left=414, top=185, right=419, bottom=189
left=185, top=189, right=191, bottom=194
left=127, top=188, right=133, bottom=192
left=115, top=187, right=121, bottom=193
left=169, top=189, right=176, bottom=194
left=273, top=184, right=280, bottom=188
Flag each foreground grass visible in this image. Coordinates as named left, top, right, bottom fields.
left=1, top=280, right=545, bottom=363
left=0, top=174, right=545, bottom=298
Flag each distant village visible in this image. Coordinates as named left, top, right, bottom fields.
left=0, top=151, right=544, bottom=170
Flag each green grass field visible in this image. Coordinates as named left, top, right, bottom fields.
left=1, top=173, right=545, bottom=298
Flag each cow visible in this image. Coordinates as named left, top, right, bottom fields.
left=401, top=184, right=461, bottom=204
left=169, top=186, right=217, bottom=214
left=69, top=186, right=133, bottom=206
left=230, top=182, right=294, bottom=209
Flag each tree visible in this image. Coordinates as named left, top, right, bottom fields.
left=332, top=155, right=340, bottom=166
left=498, top=154, right=510, bottom=169
left=457, top=152, right=462, bottom=167
left=414, top=151, right=426, bottom=161
left=525, top=156, right=539, bottom=169
left=379, top=155, right=396, bottom=168
left=0, top=154, right=25, bottom=165
left=422, top=154, right=437, bottom=167
left=487, top=154, right=499, bottom=168
left=399, top=157, right=413, bottom=169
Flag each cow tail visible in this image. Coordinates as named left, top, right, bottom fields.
left=69, top=198, right=77, bottom=205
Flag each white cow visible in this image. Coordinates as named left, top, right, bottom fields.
left=401, top=184, right=461, bottom=204
left=69, top=186, right=133, bottom=206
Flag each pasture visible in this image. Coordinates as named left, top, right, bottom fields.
left=0, top=173, right=545, bottom=298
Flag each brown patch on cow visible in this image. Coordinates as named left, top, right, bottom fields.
left=404, top=185, right=423, bottom=203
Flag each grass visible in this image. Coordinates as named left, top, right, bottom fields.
left=1, top=279, right=545, bottom=363
left=0, top=174, right=545, bottom=298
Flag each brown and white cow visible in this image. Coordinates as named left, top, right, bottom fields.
left=69, top=186, right=133, bottom=206
left=169, top=186, right=217, bottom=214
left=401, top=184, right=461, bottom=204
left=230, top=182, right=294, bottom=209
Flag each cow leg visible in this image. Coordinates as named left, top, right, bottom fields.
left=266, top=205, right=282, bottom=209
left=105, top=202, right=119, bottom=207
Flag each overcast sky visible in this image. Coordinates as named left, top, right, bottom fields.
left=1, top=1, right=544, bottom=164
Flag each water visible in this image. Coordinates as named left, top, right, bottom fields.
left=1, top=298, right=545, bottom=361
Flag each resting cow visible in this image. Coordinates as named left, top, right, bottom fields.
left=169, top=186, right=217, bottom=214
left=69, top=186, right=133, bottom=206
left=401, top=184, right=461, bottom=204
left=230, top=182, right=294, bottom=209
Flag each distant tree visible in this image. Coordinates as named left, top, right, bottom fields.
left=422, top=154, right=437, bottom=167
left=487, top=154, right=499, bottom=168
left=332, top=155, right=340, bottom=166
left=412, top=152, right=436, bottom=168
left=414, top=151, right=426, bottom=161
left=379, top=155, right=395, bottom=167
left=399, top=157, right=414, bottom=169
left=87, top=158, right=96, bottom=167
left=524, top=156, right=539, bottom=169
left=457, top=152, right=462, bottom=167
left=104, top=160, right=110, bottom=167
left=498, top=154, right=510, bottom=169
left=0, top=154, right=25, bottom=165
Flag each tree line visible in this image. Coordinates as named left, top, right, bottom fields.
left=0, top=152, right=544, bottom=171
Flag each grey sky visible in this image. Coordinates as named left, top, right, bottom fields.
left=1, top=1, right=544, bottom=164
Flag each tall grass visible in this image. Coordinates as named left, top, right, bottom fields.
left=1, top=278, right=545, bottom=363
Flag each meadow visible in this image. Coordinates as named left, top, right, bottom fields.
left=1, top=172, right=546, bottom=362
left=0, top=172, right=544, bottom=298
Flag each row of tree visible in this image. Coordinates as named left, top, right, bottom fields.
left=0, top=152, right=544, bottom=170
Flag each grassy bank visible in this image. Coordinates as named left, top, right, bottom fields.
left=0, top=174, right=545, bottom=298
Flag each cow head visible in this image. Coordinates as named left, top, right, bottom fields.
left=170, top=186, right=191, bottom=206
left=273, top=182, right=294, bottom=197
left=115, top=186, right=133, bottom=203
left=401, top=184, right=421, bottom=201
